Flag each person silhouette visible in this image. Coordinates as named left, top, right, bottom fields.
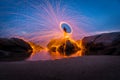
left=63, top=27, right=67, bottom=33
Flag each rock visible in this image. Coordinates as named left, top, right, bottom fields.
left=82, top=32, right=120, bottom=55
left=58, top=40, right=80, bottom=55
left=47, top=38, right=80, bottom=56
left=0, top=38, right=33, bottom=61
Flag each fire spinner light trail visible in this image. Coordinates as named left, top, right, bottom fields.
left=1, top=0, right=90, bottom=59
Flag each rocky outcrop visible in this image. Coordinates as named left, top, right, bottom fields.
left=82, top=32, right=120, bottom=55
left=47, top=38, right=80, bottom=56
left=0, top=38, right=33, bottom=61
left=57, top=40, right=80, bottom=56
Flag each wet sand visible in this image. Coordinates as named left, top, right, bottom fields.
left=0, top=56, right=120, bottom=80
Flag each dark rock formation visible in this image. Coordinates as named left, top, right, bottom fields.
left=82, top=32, right=120, bottom=55
left=58, top=40, right=80, bottom=55
left=0, top=38, right=33, bottom=61
left=47, top=39, right=80, bottom=56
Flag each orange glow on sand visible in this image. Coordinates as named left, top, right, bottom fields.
left=28, top=42, right=44, bottom=56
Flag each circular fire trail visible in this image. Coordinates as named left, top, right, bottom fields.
left=60, top=22, right=72, bottom=38
left=60, top=22, right=72, bottom=34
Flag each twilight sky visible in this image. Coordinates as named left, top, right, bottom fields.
left=64, top=0, right=120, bottom=32
left=0, top=0, right=120, bottom=37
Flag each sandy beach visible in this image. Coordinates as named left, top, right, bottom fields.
left=0, top=56, right=120, bottom=80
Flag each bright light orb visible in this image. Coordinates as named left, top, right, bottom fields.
left=60, top=22, right=72, bottom=33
